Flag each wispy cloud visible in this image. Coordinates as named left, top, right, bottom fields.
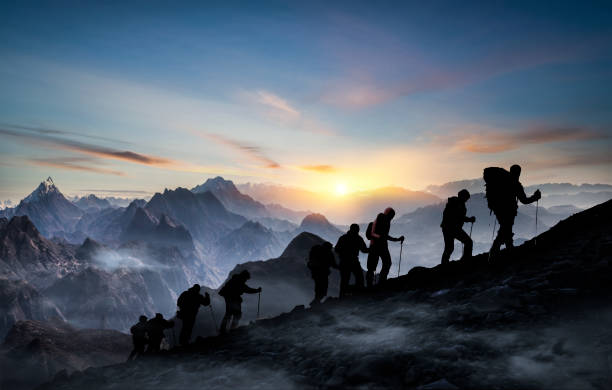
left=451, top=126, right=607, bottom=153
left=3, top=123, right=132, bottom=145
left=529, top=152, right=612, bottom=170
left=204, top=133, right=281, bottom=168
left=244, top=89, right=334, bottom=135
left=29, top=157, right=126, bottom=176
left=299, top=165, right=337, bottom=173
left=0, top=126, right=174, bottom=166
left=253, top=90, right=300, bottom=118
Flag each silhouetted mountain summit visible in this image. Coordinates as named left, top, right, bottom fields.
left=297, top=213, right=342, bottom=242
left=191, top=176, right=269, bottom=218
left=40, top=200, right=612, bottom=390
left=72, top=194, right=112, bottom=212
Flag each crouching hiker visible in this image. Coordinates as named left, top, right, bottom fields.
left=127, top=315, right=148, bottom=361
left=307, top=242, right=338, bottom=305
left=218, top=270, right=261, bottom=334
left=146, top=313, right=174, bottom=353
left=177, top=284, right=210, bottom=346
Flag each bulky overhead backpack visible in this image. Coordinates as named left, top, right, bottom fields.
left=365, top=221, right=374, bottom=240
left=483, top=167, right=513, bottom=213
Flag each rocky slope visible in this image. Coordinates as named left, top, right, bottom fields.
left=39, top=200, right=612, bottom=390
left=0, top=320, right=130, bottom=390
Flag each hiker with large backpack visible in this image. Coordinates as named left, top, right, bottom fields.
left=176, top=284, right=210, bottom=346
left=440, top=189, right=476, bottom=265
left=218, top=270, right=261, bottom=334
left=335, top=224, right=369, bottom=298
left=365, top=207, right=404, bottom=288
left=307, top=242, right=338, bottom=305
left=484, top=164, right=541, bottom=256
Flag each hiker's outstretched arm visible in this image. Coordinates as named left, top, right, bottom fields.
left=360, top=238, right=369, bottom=253
left=516, top=183, right=533, bottom=204
left=244, top=285, right=259, bottom=294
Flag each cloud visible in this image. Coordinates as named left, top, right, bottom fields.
left=29, top=157, right=126, bottom=176
left=204, top=133, right=281, bottom=168
left=3, top=123, right=132, bottom=145
left=244, top=90, right=334, bottom=135
left=299, top=165, right=337, bottom=173
left=320, top=37, right=603, bottom=109
left=528, top=152, right=612, bottom=170
left=0, top=126, right=174, bottom=166
left=253, top=90, right=300, bottom=118
left=452, top=126, right=607, bottom=154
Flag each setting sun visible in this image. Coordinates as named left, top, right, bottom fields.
left=335, top=183, right=348, bottom=196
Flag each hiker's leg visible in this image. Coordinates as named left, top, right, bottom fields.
left=352, top=259, right=365, bottom=289
left=491, top=212, right=504, bottom=254
left=456, top=229, right=473, bottom=260
left=339, top=264, right=350, bottom=298
left=378, top=246, right=391, bottom=284
left=230, top=311, right=241, bottom=329
left=497, top=213, right=514, bottom=250
left=220, top=300, right=231, bottom=333
left=441, top=228, right=454, bottom=264
left=366, top=248, right=379, bottom=288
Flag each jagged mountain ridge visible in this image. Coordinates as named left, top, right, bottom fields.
left=38, top=199, right=612, bottom=390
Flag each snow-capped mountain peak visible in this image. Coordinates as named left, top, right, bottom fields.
left=23, top=177, right=60, bottom=203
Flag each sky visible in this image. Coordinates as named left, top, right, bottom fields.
left=1, top=1, right=611, bottom=202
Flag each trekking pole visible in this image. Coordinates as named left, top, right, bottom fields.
left=397, top=241, right=403, bottom=277
left=470, top=222, right=473, bottom=239
left=257, top=291, right=261, bottom=320
left=535, top=199, right=539, bottom=246
left=488, top=218, right=497, bottom=263
left=209, top=305, right=218, bottom=333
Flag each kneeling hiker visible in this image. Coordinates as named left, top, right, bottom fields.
left=307, top=242, right=338, bottom=305
left=441, top=189, right=476, bottom=264
left=146, top=313, right=174, bottom=353
left=335, top=224, right=368, bottom=297
left=219, top=270, right=261, bottom=334
left=127, top=315, right=148, bottom=361
left=177, top=284, right=210, bottom=346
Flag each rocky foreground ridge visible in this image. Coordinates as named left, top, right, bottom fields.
left=38, top=200, right=612, bottom=389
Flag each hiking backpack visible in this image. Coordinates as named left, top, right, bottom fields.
left=483, top=167, right=513, bottom=213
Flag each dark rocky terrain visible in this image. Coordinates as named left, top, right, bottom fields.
left=0, top=320, right=130, bottom=390
left=36, top=200, right=612, bottom=390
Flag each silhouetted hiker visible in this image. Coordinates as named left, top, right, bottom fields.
left=307, top=242, right=338, bottom=305
left=484, top=164, right=541, bottom=256
left=177, top=284, right=211, bottom=346
left=335, top=224, right=368, bottom=297
left=441, top=189, right=476, bottom=264
left=146, top=313, right=174, bottom=353
left=218, top=270, right=261, bottom=334
left=366, top=208, right=404, bottom=287
left=127, top=315, right=148, bottom=361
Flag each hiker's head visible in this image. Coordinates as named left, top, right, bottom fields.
left=322, top=242, right=333, bottom=251
left=458, top=189, right=470, bottom=202
left=240, top=270, right=251, bottom=280
left=155, top=313, right=163, bottom=320
left=192, top=284, right=201, bottom=292
left=139, top=315, right=147, bottom=323
left=349, top=223, right=359, bottom=234
left=384, top=207, right=396, bottom=219
left=510, top=164, right=521, bottom=179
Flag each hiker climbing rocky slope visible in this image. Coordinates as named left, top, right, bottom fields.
left=39, top=200, right=612, bottom=390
